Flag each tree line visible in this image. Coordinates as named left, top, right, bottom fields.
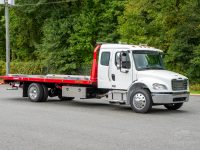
left=0, top=0, right=199, bottom=83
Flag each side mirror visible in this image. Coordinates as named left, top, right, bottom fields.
left=115, top=52, right=130, bottom=73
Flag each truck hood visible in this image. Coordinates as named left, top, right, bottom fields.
left=137, top=70, right=187, bottom=81
left=136, top=70, right=188, bottom=92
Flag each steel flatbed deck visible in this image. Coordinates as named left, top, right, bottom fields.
left=0, top=74, right=96, bottom=85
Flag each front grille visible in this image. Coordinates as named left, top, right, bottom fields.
left=172, top=79, right=188, bottom=91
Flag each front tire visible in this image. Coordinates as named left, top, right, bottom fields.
left=164, top=103, right=183, bottom=110
left=130, top=88, right=152, bottom=113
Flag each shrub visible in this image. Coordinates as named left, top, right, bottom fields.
left=0, top=61, right=6, bottom=75
left=190, top=84, right=200, bottom=91
left=0, top=61, right=45, bottom=75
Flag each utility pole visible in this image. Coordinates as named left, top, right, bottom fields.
left=5, top=0, right=10, bottom=75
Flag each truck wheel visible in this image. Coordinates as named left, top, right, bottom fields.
left=28, top=83, right=44, bottom=102
left=58, top=95, right=74, bottom=101
left=164, top=103, right=183, bottom=110
left=130, top=88, right=152, bottom=113
left=41, top=84, right=48, bottom=102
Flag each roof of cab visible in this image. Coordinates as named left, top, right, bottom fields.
left=100, top=43, right=162, bottom=52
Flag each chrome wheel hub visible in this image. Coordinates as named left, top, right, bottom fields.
left=29, top=86, right=38, bottom=99
left=133, top=93, right=146, bottom=110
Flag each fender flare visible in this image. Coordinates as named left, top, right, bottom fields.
left=127, top=82, right=151, bottom=105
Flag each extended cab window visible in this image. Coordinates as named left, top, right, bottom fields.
left=100, top=52, right=110, bottom=66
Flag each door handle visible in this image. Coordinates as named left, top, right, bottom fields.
left=111, top=74, right=115, bottom=81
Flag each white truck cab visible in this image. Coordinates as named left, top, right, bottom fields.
left=98, top=44, right=189, bottom=113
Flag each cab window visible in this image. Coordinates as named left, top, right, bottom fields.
left=100, top=52, right=110, bottom=66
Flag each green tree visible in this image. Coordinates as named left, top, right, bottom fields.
left=0, top=7, right=5, bottom=61
left=36, top=0, right=125, bottom=74
left=118, top=0, right=200, bottom=82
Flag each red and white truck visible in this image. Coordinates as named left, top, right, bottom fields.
left=0, top=44, right=190, bottom=113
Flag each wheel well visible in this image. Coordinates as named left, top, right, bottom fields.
left=127, top=83, right=151, bottom=105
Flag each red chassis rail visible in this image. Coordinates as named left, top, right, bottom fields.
left=0, top=45, right=101, bottom=86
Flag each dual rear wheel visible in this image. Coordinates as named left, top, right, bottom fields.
left=27, top=83, right=73, bottom=102
left=28, top=83, right=48, bottom=102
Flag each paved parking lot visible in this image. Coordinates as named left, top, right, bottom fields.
left=0, top=85, right=200, bottom=150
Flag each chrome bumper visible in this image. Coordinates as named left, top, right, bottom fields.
left=151, top=92, right=189, bottom=104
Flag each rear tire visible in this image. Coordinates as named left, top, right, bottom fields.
left=130, top=88, right=152, bottom=113
left=41, top=84, right=48, bottom=102
left=28, top=83, right=44, bottom=102
left=164, top=103, right=183, bottom=110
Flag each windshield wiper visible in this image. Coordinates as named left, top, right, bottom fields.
left=151, top=66, right=164, bottom=70
left=142, top=67, right=152, bottom=70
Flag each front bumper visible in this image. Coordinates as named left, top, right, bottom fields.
left=151, top=92, right=189, bottom=104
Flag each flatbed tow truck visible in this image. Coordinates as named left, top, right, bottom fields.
left=0, top=44, right=190, bottom=113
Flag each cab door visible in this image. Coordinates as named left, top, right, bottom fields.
left=110, top=51, right=133, bottom=90
left=98, top=50, right=112, bottom=89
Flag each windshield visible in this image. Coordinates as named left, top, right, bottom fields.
left=132, top=51, right=164, bottom=70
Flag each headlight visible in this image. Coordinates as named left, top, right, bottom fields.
left=153, top=83, right=168, bottom=90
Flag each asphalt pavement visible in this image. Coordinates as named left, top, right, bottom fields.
left=0, top=85, right=200, bottom=150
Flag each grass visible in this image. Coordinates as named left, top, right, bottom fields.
left=190, top=90, right=200, bottom=95
left=190, top=84, right=200, bottom=95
